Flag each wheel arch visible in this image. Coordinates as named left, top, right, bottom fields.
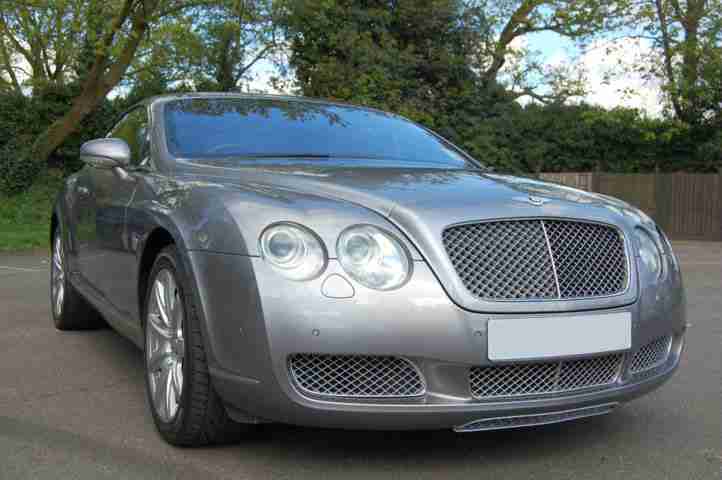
left=137, top=227, right=177, bottom=326
left=50, top=190, right=67, bottom=243
left=50, top=211, right=59, bottom=242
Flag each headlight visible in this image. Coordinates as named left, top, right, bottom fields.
left=634, top=228, right=662, bottom=277
left=656, top=226, right=679, bottom=270
left=259, top=223, right=326, bottom=281
left=337, top=225, right=411, bottom=290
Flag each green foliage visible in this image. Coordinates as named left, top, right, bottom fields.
left=619, top=0, right=722, bottom=126
left=0, top=84, right=121, bottom=194
left=0, top=168, right=63, bottom=251
left=126, top=0, right=279, bottom=93
left=0, top=137, right=43, bottom=195
left=459, top=104, right=717, bottom=174
left=281, top=0, right=480, bottom=126
left=0, top=0, right=718, bottom=205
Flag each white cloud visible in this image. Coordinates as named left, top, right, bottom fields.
left=572, top=38, right=665, bottom=116
left=244, top=59, right=283, bottom=94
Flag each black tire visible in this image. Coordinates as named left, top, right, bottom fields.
left=143, top=245, right=245, bottom=446
left=51, top=226, right=104, bottom=330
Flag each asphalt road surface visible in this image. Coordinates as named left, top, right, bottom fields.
left=1, top=242, right=720, bottom=480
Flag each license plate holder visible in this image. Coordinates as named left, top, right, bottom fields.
left=487, top=312, right=631, bottom=362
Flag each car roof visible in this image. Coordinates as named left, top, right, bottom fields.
left=140, top=92, right=381, bottom=114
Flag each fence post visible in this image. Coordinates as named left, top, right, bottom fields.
left=591, top=171, right=600, bottom=193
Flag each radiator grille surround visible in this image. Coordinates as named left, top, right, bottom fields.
left=442, top=219, right=628, bottom=301
left=469, top=354, right=624, bottom=399
left=288, top=354, right=425, bottom=399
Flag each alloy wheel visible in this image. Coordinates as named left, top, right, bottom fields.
left=51, top=234, right=65, bottom=317
left=146, top=269, right=185, bottom=423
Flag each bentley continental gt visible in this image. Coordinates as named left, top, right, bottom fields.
left=50, top=94, right=686, bottom=446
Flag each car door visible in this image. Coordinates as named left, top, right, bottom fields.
left=78, top=107, right=150, bottom=315
left=68, top=164, right=98, bottom=287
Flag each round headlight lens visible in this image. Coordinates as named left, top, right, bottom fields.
left=635, top=228, right=662, bottom=277
left=260, top=223, right=326, bottom=281
left=337, top=225, right=411, bottom=291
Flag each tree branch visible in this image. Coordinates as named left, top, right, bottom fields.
left=0, top=36, right=22, bottom=94
left=654, top=0, right=684, bottom=119
left=234, top=44, right=274, bottom=83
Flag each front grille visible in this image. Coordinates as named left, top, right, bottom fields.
left=288, top=354, right=425, bottom=398
left=442, top=219, right=628, bottom=301
left=469, top=354, right=624, bottom=399
left=629, top=336, right=673, bottom=374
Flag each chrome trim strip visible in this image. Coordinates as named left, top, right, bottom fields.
left=454, top=403, right=619, bottom=433
left=540, top=219, right=562, bottom=297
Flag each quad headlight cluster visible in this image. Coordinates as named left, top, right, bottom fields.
left=260, top=223, right=412, bottom=290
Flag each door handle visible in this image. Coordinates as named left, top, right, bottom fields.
left=77, top=186, right=90, bottom=197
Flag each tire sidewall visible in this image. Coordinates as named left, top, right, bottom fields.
left=143, top=247, right=193, bottom=437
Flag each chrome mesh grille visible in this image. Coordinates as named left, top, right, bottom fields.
left=442, top=220, right=628, bottom=301
left=544, top=220, right=628, bottom=298
left=629, top=336, right=673, bottom=374
left=288, top=354, right=425, bottom=398
left=469, top=354, right=624, bottom=399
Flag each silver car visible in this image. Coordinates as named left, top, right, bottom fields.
left=51, top=94, right=686, bottom=446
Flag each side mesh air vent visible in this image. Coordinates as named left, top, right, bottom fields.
left=469, top=354, right=624, bottom=399
left=629, top=336, right=673, bottom=374
left=288, top=354, right=425, bottom=398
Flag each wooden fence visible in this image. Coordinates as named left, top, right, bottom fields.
left=539, top=172, right=722, bottom=241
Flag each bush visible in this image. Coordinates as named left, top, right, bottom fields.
left=0, top=85, right=122, bottom=194
left=0, top=137, right=43, bottom=195
left=455, top=103, right=716, bottom=174
left=0, top=168, right=64, bottom=251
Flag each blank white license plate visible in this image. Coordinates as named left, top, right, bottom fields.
left=488, top=312, right=631, bottom=362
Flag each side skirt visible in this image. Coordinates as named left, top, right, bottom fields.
left=70, top=273, right=144, bottom=349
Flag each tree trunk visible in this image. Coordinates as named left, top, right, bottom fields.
left=30, top=0, right=157, bottom=164
left=33, top=86, right=104, bottom=160
left=654, top=0, right=685, bottom=120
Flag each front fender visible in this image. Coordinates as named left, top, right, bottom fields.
left=133, top=175, right=422, bottom=259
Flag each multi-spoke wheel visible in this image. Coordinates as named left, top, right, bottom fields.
left=51, top=226, right=103, bottom=330
left=143, top=245, right=244, bottom=446
left=146, top=269, right=185, bottom=423
left=51, top=234, right=65, bottom=318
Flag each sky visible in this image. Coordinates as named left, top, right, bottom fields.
left=531, top=32, right=664, bottom=116
left=247, top=31, right=665, bottom=117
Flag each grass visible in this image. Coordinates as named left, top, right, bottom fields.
left=0, top=170, right=64, bottom=252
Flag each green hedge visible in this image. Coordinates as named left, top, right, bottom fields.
left=444, top=103, right=718, bottom=175
left=0, top=85, right=121, bottom=195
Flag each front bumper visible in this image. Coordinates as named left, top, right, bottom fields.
left=188, top=252, right=686, bottom=431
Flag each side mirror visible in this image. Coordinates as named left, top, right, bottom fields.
left=80, top=138, right=131, bottom=169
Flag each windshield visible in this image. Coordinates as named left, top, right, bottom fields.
left=163, top=98, right=475, bottom=168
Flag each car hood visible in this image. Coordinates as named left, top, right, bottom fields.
left=178, top=162, right=645, bottom=313
left=178, top=162, right=648, bottom=230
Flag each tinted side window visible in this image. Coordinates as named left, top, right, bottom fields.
left=108, top=108, right=149, bottom=166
